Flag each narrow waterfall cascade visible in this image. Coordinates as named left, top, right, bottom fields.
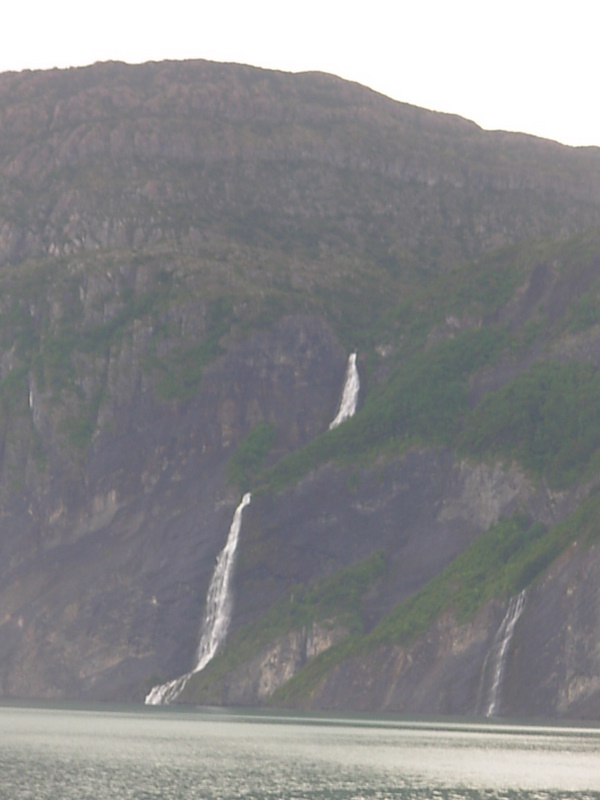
left=329, top=353, right=360, bottom=430
left=477, top=590, right=527, bottom=718
left=192, top=492, right=251, bottom=672
left=145, top=493, right=251, bottom=705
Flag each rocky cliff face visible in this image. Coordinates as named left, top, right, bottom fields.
left=183, top=453, right=593, bottom=719
left=2, top=60, right=600, bottom=273
left=2, top=60, right=600, bottom=717
left=0, top=312, right=345, bottom=699
left=284, top=536, right=600, bottom=720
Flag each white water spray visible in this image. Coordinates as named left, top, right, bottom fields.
left=145, top=493, right=251, bottom=705
left=477, top=590, right=526, bottom=717
left=329, top=353, right=360, bottom=429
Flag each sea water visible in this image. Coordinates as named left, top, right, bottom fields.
left=1, top=703, right=600, bottom=799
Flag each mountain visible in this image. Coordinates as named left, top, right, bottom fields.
left=2, top=59, right=600, bottom=717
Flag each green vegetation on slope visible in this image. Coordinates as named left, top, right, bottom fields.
left=460, top=360, right=600, bottom=488
left=271, top=494, right=600, bottom=706
left=250, top=224, right=600, bottom=494
left=4, top=61, right=600, bottom=709
left=257, top=326, right=507, bottom=493
left=181, top=551, right=387, bottom=703
left=146, top=296, right=235, bottom=402
left=227, top=422, right=277, bottom=490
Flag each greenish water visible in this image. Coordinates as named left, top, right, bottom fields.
left=1, top=704, right=600, bottom=799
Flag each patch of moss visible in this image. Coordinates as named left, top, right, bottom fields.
left=271, top=498, right=598, bottom=706
left=227, top=422, right=277, bottom=490
left=182, top=551, right=386, bottom=703
left=460, top=360, right=600, bottom=489
left=256, top=326, right=507, bottom=494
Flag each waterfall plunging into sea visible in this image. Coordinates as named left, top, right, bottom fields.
left=145, top=492, right=251, bottom=705
left=329, top=353, right=360, bottom=429
left=477, top=589, right=527, bottom=718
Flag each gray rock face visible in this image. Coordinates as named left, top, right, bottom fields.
left=506, top=541, right=600, bottom=719
left=2, top=59, right=600, bottom=718
left=233, top=454, right=531, bottom=634
left=0, top=314, right=345, bottom=700
left=2, top=61, right=600, bottom=270
left=209, top=621, right=348, bottom=706
left=186, top=455, right=588, bottom=717
left=298, top=540, right=600, bottom=720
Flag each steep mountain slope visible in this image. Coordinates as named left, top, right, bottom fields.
left=2, top=60, right=600, bottom=716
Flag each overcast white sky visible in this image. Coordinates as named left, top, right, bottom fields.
left=2, top=0, right=598, bottom=147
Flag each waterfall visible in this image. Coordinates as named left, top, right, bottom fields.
left=477, top=590, right=527, bottom=718
left=145, top=493, right=251, bottom=705
left=329, top=353, right=360, bottom=429
left=192, top=492, right=251, bottom=672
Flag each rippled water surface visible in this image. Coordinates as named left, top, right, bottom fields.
left=1, top=703, right=600, bottom=799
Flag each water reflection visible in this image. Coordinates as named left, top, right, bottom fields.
left=1, top=704, right=599, bottom=799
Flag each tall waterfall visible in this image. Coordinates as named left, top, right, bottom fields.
left=329, top=353, right=360, bottom=429
left=477, top=590, right=527, bottom=717
left=145, top=492, right=252, bottom=705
